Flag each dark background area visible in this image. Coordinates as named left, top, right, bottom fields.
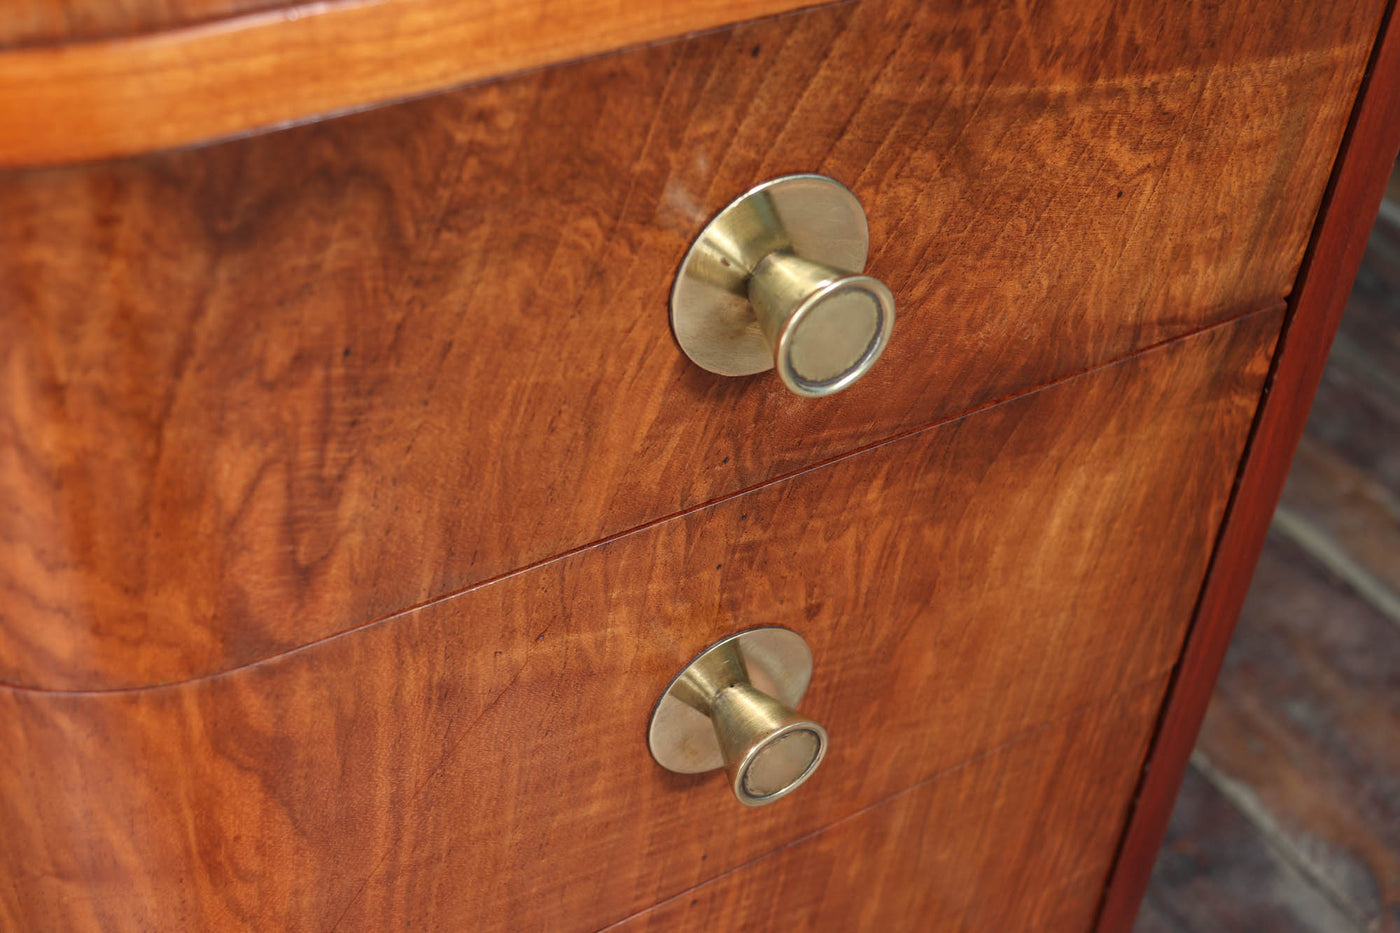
left=1138, top=165, right=1400, bottom=932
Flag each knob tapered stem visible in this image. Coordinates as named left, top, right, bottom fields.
left=709, top=683, right=827, bottom=805
left=748, top=251, right=894, bottom=396
left=648, top=627, right=827, bottom=807
left=670, top=175, right=897, bottom=398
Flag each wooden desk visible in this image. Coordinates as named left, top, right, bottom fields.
left=1, top=0, right=1397, bottom=928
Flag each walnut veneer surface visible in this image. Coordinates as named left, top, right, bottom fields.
left=0, top=0, right=1389, bottom=928
left=613, top=683, right=1167, bottom=932
left=0, top=312, right=1276, bottom=929
left=0, top=0, right=1382, bottom=691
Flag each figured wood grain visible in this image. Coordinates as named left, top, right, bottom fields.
left=0, top=0, right=1377, bottom=691
left=1096, top=2, right=1400, bottom=926
left=611, top=682, right=1166, bottom=933
left=0, top=0, right=822, bottom=165
left=0, top=313, right=1276, bottom=930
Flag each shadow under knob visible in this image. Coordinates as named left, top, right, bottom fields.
left=670, top=174, right=896, bottom=398
left=649, top=627, right=828, bottom=807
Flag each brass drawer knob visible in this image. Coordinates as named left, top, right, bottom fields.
left=670, top=174, right=896, bottom=398
left=648, top=627, right=827, bottom=806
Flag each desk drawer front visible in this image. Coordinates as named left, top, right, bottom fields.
left=0, top=310, right=1277, bottom=930
left=0, top=0, right=1379, bottom=690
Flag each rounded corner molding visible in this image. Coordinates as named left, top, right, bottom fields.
left=670, top=174, right=896, bottom=398
left=0, top=0, right=817, bottom=168
left=648, top=626, right=827, bottom=807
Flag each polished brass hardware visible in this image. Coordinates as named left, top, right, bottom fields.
left=670, top=174, right=895, bottom=397
left=648, top=627, right=827, bottom=806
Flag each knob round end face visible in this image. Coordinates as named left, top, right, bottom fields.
left=776, top=276, right=895, bottom=397
left=709, top=680, right=828, bottom=807
left=669, top=174, right=874, bottom=382
left=648, top=627, right=823, bottom=808
left=733, top=722, right=829, bottom=806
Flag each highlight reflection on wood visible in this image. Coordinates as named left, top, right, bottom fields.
left=0, top=313, right=1277, bottom=930
left=0, top=0, right=819, bottom=166
left=0, top=0, right=1379, bottom=690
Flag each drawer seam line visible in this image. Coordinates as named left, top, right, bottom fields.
left=0, top=301, right=1282, bottom=697
left=591, top=669, right=1173, bottom=933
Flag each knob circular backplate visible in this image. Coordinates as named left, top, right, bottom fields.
left=648, top=626, right=815, bottom=776
left=670, top=174, right=872, bottom=380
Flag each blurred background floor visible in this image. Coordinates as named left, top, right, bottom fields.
left=1136, top=166, right=1400, bottom=933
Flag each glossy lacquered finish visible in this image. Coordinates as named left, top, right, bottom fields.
left=0, top=313, right=1278, bottom=930
left=1, top=0, right=1395, bottom=928
left=0, top=0, right=818, bottom=166
left=0, top=0, right=1382, bottom=692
